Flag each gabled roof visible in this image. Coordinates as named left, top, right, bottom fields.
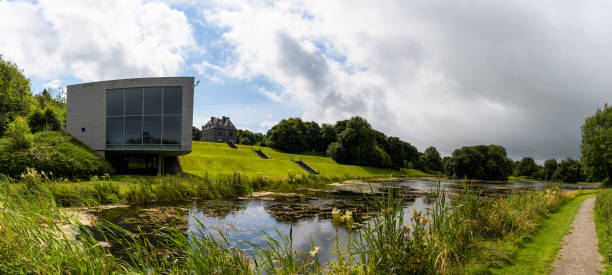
left=203, top=116, right=236, bottom=130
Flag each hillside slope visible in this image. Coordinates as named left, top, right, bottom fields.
left=179, top=141, right=399, bottom=178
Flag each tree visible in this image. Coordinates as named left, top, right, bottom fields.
left=5, top=117, right=33, bottom=151
left=327, top=116, right=391, bottom=167
left=303, top=121, right=323, bottom=152
left=420, top=146, right=442, bottom=172
left=267, top=118, right=308, bottom=153
left=237, top=129, right=264, bottom=145
left=581, top=104, right=612, bottom=184
left=450, top=145, right=512, bottom=180
left=553, top=158, right=583, bottom=183
left=192, top=126, right=202, bottom=141
left=516, top=157, right=539, bottom=178
left=29, top=107, right=61, bottom=132
left=320, top=123, right=336, bottom=153
left=542, top=159, right=558, bottom=181
left=0, top=56, right=32, bottom=136
left=442, top=156, right=452, bottom=176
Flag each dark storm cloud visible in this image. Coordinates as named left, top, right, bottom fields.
left=205, top=0, right=612, bottom=161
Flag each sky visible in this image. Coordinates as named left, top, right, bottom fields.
left=1, top=0, right=611, bottom=161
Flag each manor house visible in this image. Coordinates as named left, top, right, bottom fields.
left=200, top=116, right=237, bottom=144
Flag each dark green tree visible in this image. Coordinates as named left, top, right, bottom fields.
left=450, top=145, right=512, bottom=180
left=542, top=158, right=558, bottom=181
left=442, top=156, right=452, bottom=176
left=0, top=56, right=32, bottom=136
left=420, top=146, right=442, bottom=172
left=267, top=118, right=307, bottom=153
left=553, top=158, right=583, bottom=183
left=517, top=157, right=539, bottom=178
left=327, top=116, right=391, bottom=167
left=192, top=126, right=202, bottom=141
left=320, top=123, right=336, bottom=153
left=28, top=107, right=61, bottom=132
left=581, top=104, right=612, bottom=184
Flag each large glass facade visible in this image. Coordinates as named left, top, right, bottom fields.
left=106, top=87, right=182, bottom=150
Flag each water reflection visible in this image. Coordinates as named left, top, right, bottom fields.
left=93, top=180, right=598, bottom=265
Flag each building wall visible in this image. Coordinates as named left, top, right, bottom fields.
left=201, top=127, right=237, bottom=143
left=66, top=77, right=194, bottom=156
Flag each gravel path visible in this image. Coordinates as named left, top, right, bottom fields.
left=550, top=196, right=604, bottom=275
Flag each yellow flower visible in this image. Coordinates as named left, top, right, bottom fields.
left=309, top=246, right=320, bottom=257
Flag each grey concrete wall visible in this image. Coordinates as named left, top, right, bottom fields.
left=66, top=77, right=194, bottom=155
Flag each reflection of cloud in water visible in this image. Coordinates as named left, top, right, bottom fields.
left=188, top=201, right=352, bottom=263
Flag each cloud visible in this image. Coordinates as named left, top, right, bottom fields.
left=42, top=79, right=61, bottom=89
left=0, top=0, right=196, bottom=82
left=199, top=0, right=612, bottom=160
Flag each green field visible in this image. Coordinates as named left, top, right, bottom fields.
left=179, top=141, right=401, bottom=178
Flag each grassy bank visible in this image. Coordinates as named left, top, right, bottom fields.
left=180, top=141, right=427, bottom=178
left=595, top=189, right=612, bottom=274
left=9, top=170, right=340, bottom=207
left=478, top=193, right=592, bottom=274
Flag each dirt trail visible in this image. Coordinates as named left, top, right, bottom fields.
left=550, top=196, right=604, bottom=275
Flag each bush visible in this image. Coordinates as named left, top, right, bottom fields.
left=0, top=131, right=112, bottom=179
left=4, top=117, right=33, bottom=151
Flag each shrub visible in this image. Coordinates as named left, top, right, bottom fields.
left=0, top=131, right=112, bottom=179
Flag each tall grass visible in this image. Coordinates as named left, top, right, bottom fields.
left=2, top=169, right=342, bottom=207
left=0, top=173, right=579, bottom=274
left=595, top=189, right=612, bottom=269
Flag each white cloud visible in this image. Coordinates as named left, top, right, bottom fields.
left=259, top=119, right=277, bottom=130
left=0, top=0, right=196, bottom=82
left=199, top=0, right=612, bottom=159
left=42, top=79, right=61, bottom=89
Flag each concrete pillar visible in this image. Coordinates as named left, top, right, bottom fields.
left=157, top=154, right=163, bottom=175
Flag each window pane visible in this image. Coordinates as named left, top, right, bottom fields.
left=144, top=87, right=162, bottom=115
left=124, top=117, right=142, bottom=144
left=162, top=116, right=181, bottom=144
left=107, top=89, right=124, bottom=116
left=163, top=87, right=182, bottom=115
left=143, top=116, right=162, bottom=144
left=125, top=88, right=143, bottom=116
left=106, top=117, right=124, bottom=144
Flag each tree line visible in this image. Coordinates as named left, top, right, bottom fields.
left=220, top=103, right=611, bottom=184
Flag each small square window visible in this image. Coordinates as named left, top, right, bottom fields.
left=81, top=128, right=86, bottom=132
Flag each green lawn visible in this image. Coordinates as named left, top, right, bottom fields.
left=489, top=194, right=594, bottom=274
left=179, top=141, right=401, bottom=178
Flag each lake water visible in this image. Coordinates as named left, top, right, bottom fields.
left=92, top=180, right=596, bottom=264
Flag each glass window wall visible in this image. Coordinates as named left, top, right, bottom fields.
left=106, top=87, right=182, bottom=150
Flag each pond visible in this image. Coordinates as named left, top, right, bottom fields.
left=90, top=180, right=597, bottom=265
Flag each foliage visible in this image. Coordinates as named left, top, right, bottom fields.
left=0, top=131, right=112, bottom=179
left=28, top=107, right=62, bottom=132
left=450, top=144, right=513, bottom=180
left=384, top=136, right=419, bottom=169
left=542, top=158, right=558, bottom=181
left=419, top=146, right=442, bottom=172
left=267, top=118, right=309, bottom=153
left=0, top=56, right=32, bottom=137
left=552, top=158, right=583, bottom=183
left=581, top=104, right=612, bottom=184
left=4, top=116, right=33, bottom=151
left=595, top=189, right=612, bottom=270
left=237, top=129, right=264, bottom=145
left=442, top=156, right=452, bottom=176
left=516, top=157, right=540, bottom=178
left=192, top=126, right=202, bottom=141
left=327, top=117, right=392, bottom=168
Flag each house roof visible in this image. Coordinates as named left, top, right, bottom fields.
left=203, top=116, right=237, bottom=130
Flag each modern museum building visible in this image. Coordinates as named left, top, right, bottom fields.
left=66, top=77, right=194, bottom=174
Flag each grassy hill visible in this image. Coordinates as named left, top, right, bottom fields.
left=180, top=141, right=409, bottom=178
